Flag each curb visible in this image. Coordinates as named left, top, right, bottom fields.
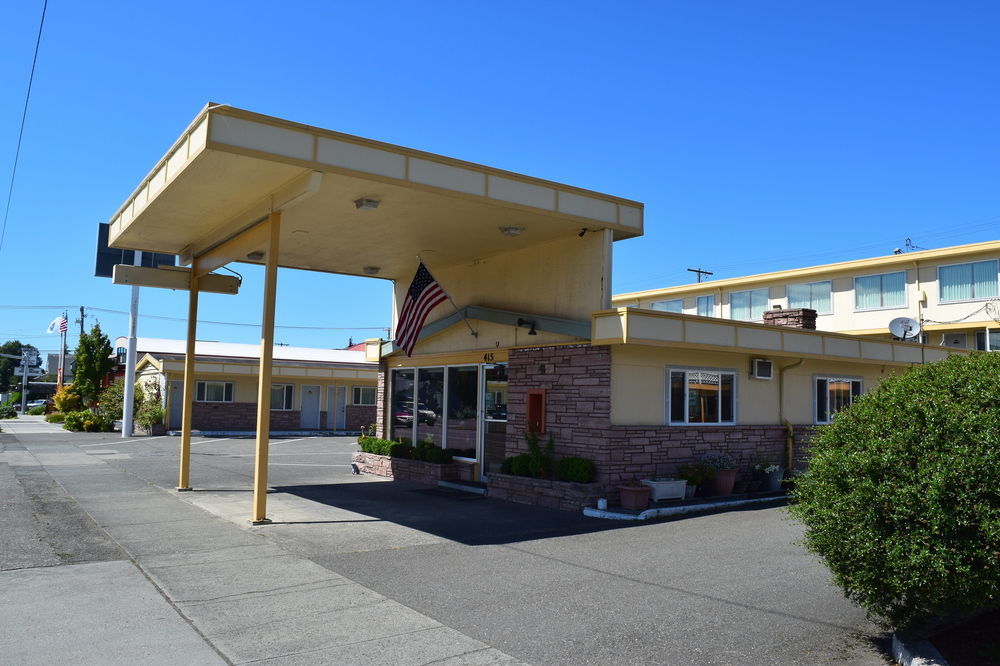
left=583, top=495, right=786, bottom=520
left=892, top=633, right=949, bottom=666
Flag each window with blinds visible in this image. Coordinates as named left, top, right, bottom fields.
left=854, top=271, right=906, bottom=310
left=938, top=260, right=998, bottom=303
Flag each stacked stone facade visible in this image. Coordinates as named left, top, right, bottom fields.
left=762, top=307, right=817, bottom=330
left=353, top=452, right=459, bottom=484
left=346, top=405, right=376, bottom=431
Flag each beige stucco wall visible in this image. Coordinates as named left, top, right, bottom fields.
left=619, top=247, right=1000, bottom=346
left=413, top=320, right=579, bottom=356
left=396, top=232, right=609, bottom=341
left=610, top=345, right=900, bottom=426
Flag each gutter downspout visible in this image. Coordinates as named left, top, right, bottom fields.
left=779, top=358, right=805, bottom=471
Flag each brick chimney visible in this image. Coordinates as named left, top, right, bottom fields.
left=762, top=307, right=817, bottom=330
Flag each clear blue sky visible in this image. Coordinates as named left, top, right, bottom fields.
left=2, top=1, right=998, bottom=365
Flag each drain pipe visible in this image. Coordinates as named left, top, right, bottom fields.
left=779, top=358, right=805, bottom=471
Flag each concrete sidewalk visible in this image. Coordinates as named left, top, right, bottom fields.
left=1, top=426, right=522, bottom=665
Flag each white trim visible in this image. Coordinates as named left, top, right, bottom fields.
left=665, top=366, right=738, bottom=426
left=813, top=375, right=863, bottom=424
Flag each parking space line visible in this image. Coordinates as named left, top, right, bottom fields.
left=80, top=436, right=169, bottom=447
left=192, top=438, right=233, bottom=446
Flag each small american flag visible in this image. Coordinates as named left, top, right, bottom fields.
left=394, top=263, right=448, bottom=357
left=46, top=316, right=68, bottom=334
left=59, top=316, right=68, bottom=333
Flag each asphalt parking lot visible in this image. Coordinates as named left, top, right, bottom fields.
left=1, top=418, right=892, bottom=665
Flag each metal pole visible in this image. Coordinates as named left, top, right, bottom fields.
left=252, top=211, right=281, bottom=524
left=58, top=311, right=66, bottom=388
left=122, top=251, right=142, bottom=437
left=19, top=355, right=28, bottom=414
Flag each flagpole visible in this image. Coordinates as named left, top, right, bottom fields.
left=416, top=256, right=477, bottom=338
left=58, top=310, right=66, bottom=388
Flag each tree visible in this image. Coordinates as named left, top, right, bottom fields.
left=789, top=352, right=1000, bottom=630
left=0, top=340, right=41, bottom=393
left=73, top=324, right=114, bottom=404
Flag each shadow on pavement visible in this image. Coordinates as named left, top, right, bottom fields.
left=271, top=479, right=636, bottom=546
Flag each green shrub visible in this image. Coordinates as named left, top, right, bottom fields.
left=358, top=436, right=394, bottom=456
left=0, top=404, right=16, bottom=419
left=509, top=453, right=532, bottom=477
left=423, top=447, right=453, bottom=465
left=27, top=405, right=45, bottom=416
left=135, top=402, right=164, bottom=430
left=2, top=392, right=21, bottom=408
left=45, top=412, right=65, bottom=423
left=554, top=457, right=595, bottom=483
left=389, top=443, right=412, bottom=458
left=53, top=385, right=81, bottom=413
left=525, top=431, right=555, bottom=478
left=501, top=456, right=514, bottom=474
left=789, top=352, right=1000, bottom=630
left=63, top=409, right=113, bottom=432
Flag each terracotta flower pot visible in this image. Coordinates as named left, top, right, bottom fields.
left=618, top=485, right=651, bottom=511
left=711, top=468, right=737, bottom=496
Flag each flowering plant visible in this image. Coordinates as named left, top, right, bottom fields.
left=754, top=463, right=781, bottom=475
left=700, top=452, right=736, bottom=470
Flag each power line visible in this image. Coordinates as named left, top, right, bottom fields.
left=0, top=0, right=48, bottom=258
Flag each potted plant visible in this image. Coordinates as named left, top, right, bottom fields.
left=640, top=476, right=687, bottom=501
left=618, top=478, right=652, bottom=511
left=677, top=463, right=715, bottom=498
left=701, top=452, right=737, bottom=496
left=753, top=462, right=785, bottom=493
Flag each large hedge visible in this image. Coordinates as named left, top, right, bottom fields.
left=789, top=352, right=1000, bottom=630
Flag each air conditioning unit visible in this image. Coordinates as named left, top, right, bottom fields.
left=750, top=358, right=773, bottom=380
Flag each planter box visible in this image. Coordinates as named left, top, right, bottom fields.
left=452, top=456, right=479, bottom=482
left=618, top=485, right=651, bottom=511
left=640, top=478, right=687, bottom=501
left=487, top=473, right=601, bottom=512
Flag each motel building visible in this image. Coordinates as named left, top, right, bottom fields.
left=107, top=105, right=965, bottom=521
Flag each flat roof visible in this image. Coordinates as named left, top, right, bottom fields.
left=118, top=337, right=372, bottom=366
left=613, top=238, right=1000, bottom=302
left=108, top=104, right=644, bottom=281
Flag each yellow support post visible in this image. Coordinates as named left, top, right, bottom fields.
left=177, top=265, right=200, bottom=491
left=251, top=211, right=281, bottom=524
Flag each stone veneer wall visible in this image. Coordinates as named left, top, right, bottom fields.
left=375, top=361, right=387, bottom=438
left=487, top=474, right=602, bottom=512
left=345, top=405, right=376, bottom=431
left=762, top=307, right=817, bottom=330
left=508, top=344, right=814, bottom=501
left=192, top=402, right=302, bottom=430
left=353, top=452, right=459, bottom=484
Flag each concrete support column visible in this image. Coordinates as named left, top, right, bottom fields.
left=178, top=264, right=199, bottom=491
left=252, top=211, right=281, bottom=524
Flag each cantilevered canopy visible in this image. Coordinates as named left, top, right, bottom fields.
left=108, top=104, right=643, bottom=279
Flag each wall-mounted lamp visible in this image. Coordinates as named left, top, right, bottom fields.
left=578, top=228, right=587, bottom=237
left=517, top=317, right=537, bottom=335
left=362, top=266, right=381, bottom=275
left=499, top=226, right=524, bottom=237
left=354, top=197, right=380, bottom=210
left=246, top=250, right=265, bottom=260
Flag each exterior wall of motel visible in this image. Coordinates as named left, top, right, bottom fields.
left=613, top=243, right=1000, bottom=346
left=392, top=232, right=611, bottom=329
left=140, top=359, right=377, bottom=431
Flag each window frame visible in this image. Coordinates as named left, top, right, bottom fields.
left=195, top=380, right=234, bottom=403
left=696, top=294, right=716, bottom=317
left=650, top=298, right=684, bottom=313
left=814, top=375, right=863, bottom=424
left=937, top=259, right=999, bottom=304
left=352, top=385, right=376, bottom=406
left=787, top=280, right=833, bottom=315
left=853, top=270, right=908, bottom=312
left=729, top=288, right=770, bottom=321
left=270, top=383, right=294, bottom=411
left=665, top=366, right=738, bottom=426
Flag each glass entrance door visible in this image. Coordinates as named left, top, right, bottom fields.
left=481, top=363, right=508, bottom=480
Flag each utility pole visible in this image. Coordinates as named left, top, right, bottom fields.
left=76, top=305, right=87, bottom=337
left=687, top=267, right=714, bottom=283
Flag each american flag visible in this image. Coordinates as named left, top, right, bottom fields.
left=59, top=316, right=68, bottom=333
left=46, top=315, right=68, bottom=334
left=394, top=263, right=448, bottom=356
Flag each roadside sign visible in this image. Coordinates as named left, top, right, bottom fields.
left=14, top=367, right=45, bottom=377
left=21, top=350, right=38, bottom=365
left=95, top=222, right=176, bottom=278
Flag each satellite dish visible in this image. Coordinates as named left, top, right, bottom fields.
left=888, top=316, right=922, bottom=340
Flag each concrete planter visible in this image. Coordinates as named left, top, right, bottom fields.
left=640, top=478, right=687, bottom=501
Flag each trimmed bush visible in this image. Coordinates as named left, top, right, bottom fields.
left=45, top=412, right=65, bottom=423
left=358, top=436, right=394, bottom=456
left=389, top=443, right=412, bottom=459
left=789, top=352, right=1000, bottom=630
left=0, top=404, right=15, bottom=419
left=63, top=409, right=113, bottom=432
left=27, top=405, right=45, bottom=416
left=509, top=453, right=532, bottom=477
left=554, top=457, right=595, bottom=483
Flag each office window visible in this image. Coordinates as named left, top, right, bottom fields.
left=815, top=377, right=862, bottom=424
left=975, top=330, right=1000, bottom=351
left=939, top=260, right=998, bottom=303
left=270, top=384, right=293, bottom=410
left=788, top=281, right=832, bottom=314
left=667, top=369, right=736, bottom=424
left=196, top=380, right=233, bottom=403
left=854, top=271, right=906, bottom=310
left=696, top=295, right=716, bottom=317
left=650, top=299, right=683, bottom=313
left=730, top=288, right=769, bottom=321
left=353, top=386, right=376, bottom=405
